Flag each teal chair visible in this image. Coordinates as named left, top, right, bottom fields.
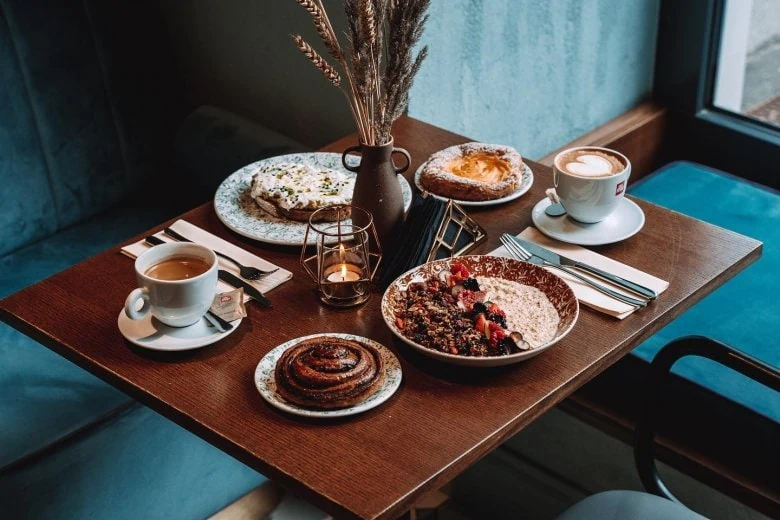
left=558, top=337, right=779, bottom=519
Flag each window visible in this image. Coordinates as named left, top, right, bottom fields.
left=712, top=0, right=780, bottom=128
left=655, top=0, right=780, bottom=187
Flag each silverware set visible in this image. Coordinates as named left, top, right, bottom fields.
left=162, top=227, right=277, bottom=280
left=499, top=233, right=656, bottom=308
left=144, top=226, right=653, bottom=313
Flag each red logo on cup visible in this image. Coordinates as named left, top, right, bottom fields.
left=220, top=295, right=232, bottom=303
left=615, top=181, right=625, bottom=196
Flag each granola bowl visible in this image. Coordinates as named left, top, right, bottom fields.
left=381, top=255, right=579, bottom=367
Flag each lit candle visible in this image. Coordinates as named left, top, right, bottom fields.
left=327, top=263, right=360, bottom=282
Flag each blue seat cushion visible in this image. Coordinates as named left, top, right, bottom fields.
left=629, top=161, right=780, bottom=421
left=0, top=194, right=191, bottom=469
left=0, top=404, right=266, bottom=519
left=556, top=490, right=706, bottom=520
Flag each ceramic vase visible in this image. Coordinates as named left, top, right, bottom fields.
left=342, top=138, right=411, bottom=251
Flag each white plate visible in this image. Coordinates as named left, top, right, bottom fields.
left=381, top=256, right=579, bottom=367
left=413, top=161, right=534, bottom=207
left=255, top=333, right=402, bottom=418
left=531, top=197, right=645, bottom=246
left=117, top=310, right=241, bottom=351
left=214, top=153, right=413, bottom=246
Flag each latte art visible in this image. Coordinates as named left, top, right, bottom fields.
left=556, top=149, right=625, bottom=178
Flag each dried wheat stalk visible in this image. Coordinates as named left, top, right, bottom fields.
left=291, top=35, right=341, bottom=87
left=291, top=0, right=429, bottom=146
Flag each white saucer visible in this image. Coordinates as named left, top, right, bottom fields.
left=255, top=333, right=402, bottom=418
left=531, top=197, right=645, bottom=246
left=117, top=310, right=242, bottom=351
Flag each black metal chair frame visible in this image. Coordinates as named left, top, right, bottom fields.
left=634, top=335, right=780, bottom=504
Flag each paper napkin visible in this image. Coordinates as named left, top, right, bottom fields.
left=490, top=227, right=669, bottom=319
left=121, top=219, right=292, bottom=302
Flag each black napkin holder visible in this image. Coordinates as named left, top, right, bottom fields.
left=379, top=195, right=486, bottom=287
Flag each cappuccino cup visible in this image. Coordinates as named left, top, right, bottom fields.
left=124, top=243, right=218, bottom=327
left=553, top=146, right=631, bottom=223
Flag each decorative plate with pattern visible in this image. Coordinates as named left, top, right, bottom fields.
left=215, top=153, right=414, bottom=246
left=381, top=255, right=579, bottom=367
left=414, top=161, right=534, bottom=207
left=255, top=333, right=402, bottom=418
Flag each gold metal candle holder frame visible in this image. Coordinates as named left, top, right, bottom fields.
left=300, top=205, right=382, bottom=307
left=426, top=199, right=487, bottom=262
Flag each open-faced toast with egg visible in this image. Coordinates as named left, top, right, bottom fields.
left=250, top=162, right=355, bottom=222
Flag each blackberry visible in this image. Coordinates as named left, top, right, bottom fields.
left=487, top=312, right=507, bottom=328
left=462, top=277, right=480, bottom=291
left=498, top=337, right=515, bottom=355
left=471, top=301, right=487, bottom=315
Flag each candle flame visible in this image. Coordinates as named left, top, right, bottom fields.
left=340, top=263, right=347, bottom=281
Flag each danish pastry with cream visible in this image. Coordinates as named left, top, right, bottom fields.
left=419, top=143, right=523, bottom=201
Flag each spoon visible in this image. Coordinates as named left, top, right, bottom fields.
left=545, top=202, right=567, bottom=217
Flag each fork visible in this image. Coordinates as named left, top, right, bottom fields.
left=499, top=235, right=648, bottom=308
left=163, top=228, right=278, bottom=281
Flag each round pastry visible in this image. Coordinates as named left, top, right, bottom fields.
left=274, top=337, right=385, bottom=409
left=420, top=142, right=524, bottom=201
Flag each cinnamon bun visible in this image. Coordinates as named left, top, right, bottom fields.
left=420, top=142, right=523, bottom=201
left=275, top=337, right=385, bottom=409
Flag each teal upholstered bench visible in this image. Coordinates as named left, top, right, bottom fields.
left=628, top=161, right=779, bottom=421
left=0, top=117, right=304, bottom=517
left=0, top=1, right=306, bottom=515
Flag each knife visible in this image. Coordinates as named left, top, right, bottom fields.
left=144, top=235, right=272, bottom=307
left=510, top=236, right=658, bottom=300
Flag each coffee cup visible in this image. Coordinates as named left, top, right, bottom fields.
left=124, top=243, right=218, bottom=327
left=552, top=146, right=631, bottom=223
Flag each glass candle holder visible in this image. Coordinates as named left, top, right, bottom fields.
left=301, top=205, right=382, bottom=307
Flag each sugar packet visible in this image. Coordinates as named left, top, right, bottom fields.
left=210, top=288, right=247, bottom=322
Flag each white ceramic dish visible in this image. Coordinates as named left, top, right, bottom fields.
left=117, top=309, right=241, bottom=351
left=255, top=333, right=402, bottom=418
left=381, top=256, right=579, bottom=367
left=531, top=197, right=645, bottom=246
left=214, top=153, right=413, bottom=246
left=413, top=161, right=534, bottom=207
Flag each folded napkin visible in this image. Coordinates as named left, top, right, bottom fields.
left=379, top=194, right=448, bottom=287
left=490, top=227, right=669, bottom=319
left=121, top=219, right=292, bottom=302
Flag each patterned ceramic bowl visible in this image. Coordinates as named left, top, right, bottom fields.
left=381, top=255, right=579, bottom=367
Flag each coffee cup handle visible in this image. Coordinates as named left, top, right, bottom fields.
left=125, top=287, right=150, bottom=320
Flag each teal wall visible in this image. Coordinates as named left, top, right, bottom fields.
left=161, top=0, right=660, bottom=156
left=408, top=0, right=660, bottom=159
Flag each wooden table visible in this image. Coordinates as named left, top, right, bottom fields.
left=0, top=117, right=762, bottom=519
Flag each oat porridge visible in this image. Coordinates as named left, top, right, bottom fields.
left=391, top=262, right=561, bottom=357
left=476, top=277, right=560, bottom=348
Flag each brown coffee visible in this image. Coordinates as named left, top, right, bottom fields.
left=145, top=256, right=210, bottom=281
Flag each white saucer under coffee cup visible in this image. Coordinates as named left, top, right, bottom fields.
left=124, top=243, right=218, bottom=328
left=553, top=146, right=631, bottom=224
